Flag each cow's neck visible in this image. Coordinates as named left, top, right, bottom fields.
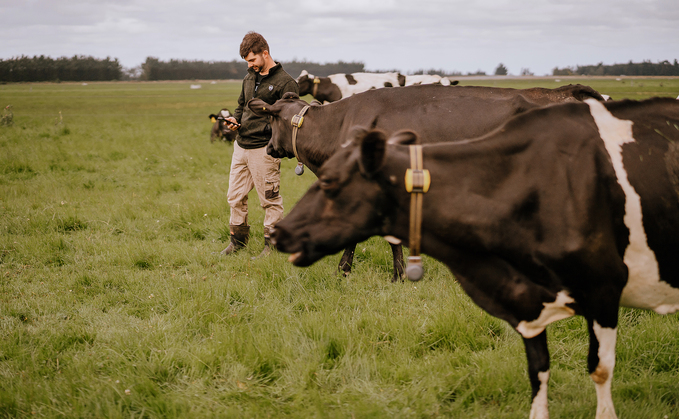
left=385, top=138, right=534, bottom=262
left=294, top=103, right=351, bottom=174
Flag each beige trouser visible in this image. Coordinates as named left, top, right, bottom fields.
left=227, top=141, right=283, bottom=231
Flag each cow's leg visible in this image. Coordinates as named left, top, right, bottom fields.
left=587, top=318, right=619, bottom=419
left=389, top=243, right=404, bottom=282
left=523, top=331, right=550, bottom=419
left=338, top=245, right=356, bottom=277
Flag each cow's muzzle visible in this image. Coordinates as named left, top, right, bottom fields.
left=271, top=225, right=315, bottom=267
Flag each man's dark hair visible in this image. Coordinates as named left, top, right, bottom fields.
left=240, top=32, right=270, bottom=58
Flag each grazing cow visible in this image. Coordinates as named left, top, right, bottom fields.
left=297, top=70, right=406, bottom=103
left=403, top=74, right=458, bottom=86
left=249, top=83, right=606, bottom=280
left=208, top=109, right=237, bottom=143
left=271, top=97, right=679, bottom=419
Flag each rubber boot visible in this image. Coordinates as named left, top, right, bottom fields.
left=219, top=225, right=249, bottom=256
left=251, top=228, right=273, bottom=260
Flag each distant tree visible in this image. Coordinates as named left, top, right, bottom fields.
left=520, top=68, right=534, bottom=76
left=494, top=63, right=508, bottom=76
left=552, top=66, right=575, bottom=76
left=552, top=59, right=679, bottom=76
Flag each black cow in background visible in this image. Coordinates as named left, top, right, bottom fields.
left=208, top=109, right=237, bottom=143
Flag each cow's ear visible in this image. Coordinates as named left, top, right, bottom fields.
left=248, top=98, right=279, bottom=116
left=359, top=130, right=387, bottom=176
left=208, top=114, right=217, bottom=119
left=388, top=130, right=419, bottom=145
left=282, top=92, right=300, bottom=100
left=348, top=126, right=368, bottom=143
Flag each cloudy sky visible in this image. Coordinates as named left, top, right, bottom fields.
left=2, top=0, right=677, bottom=76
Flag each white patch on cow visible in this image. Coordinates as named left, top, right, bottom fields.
left=383, top=235, right=402, bottom=245
left=585, top=99, right=679, bottom=314
left=529, top=370, right=550, bottom=419
left=601, top=94, right=611, bottom=101
left=219, top=109, right=232, bottom=118
left=516, top=291, right=576, bottom=338
left=591, top=322, right=618, bottom=419
left=404, top=74, right=450, bottom=86
left=328, top=72, right=401, bottom=99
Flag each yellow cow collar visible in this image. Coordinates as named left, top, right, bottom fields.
left=291, top=105, right=310, bottom=175
left=405, top=144, right=430, bottom=281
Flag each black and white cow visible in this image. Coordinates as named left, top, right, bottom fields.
left=297, top=70, right=406, bottom=103
left=272, top=97, right=679, bottom=418
left=208, top=109, right=237, bottom=143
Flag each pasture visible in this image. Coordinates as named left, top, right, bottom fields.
left=1, top=77, right=678, bottom=418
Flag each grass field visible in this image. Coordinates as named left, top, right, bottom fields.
left=1, top=78, right=678, bottom=418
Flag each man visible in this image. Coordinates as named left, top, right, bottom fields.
left=220, top=32, right=299, bottom=258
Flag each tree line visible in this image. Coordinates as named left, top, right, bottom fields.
left=553, top=60, right=679, bottom=76
left=0, top=55, right=123, bottom=82
left=2, top=55, right=679, bottom=82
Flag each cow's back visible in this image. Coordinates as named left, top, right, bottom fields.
left=333, top=85, right=547, bottom=144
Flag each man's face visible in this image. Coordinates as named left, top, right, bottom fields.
left=244, top=51, right=267, bottom=73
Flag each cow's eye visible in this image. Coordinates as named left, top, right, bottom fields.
left=319, top=178, right=338, bottom=192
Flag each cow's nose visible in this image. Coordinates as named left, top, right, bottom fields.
left=270, top=226, right=288, bottom=251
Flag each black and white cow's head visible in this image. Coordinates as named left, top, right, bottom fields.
left=296, top=70, right=316, bottom=97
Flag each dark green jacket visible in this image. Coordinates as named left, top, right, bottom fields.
left=234, top=62, right=299, bottom=149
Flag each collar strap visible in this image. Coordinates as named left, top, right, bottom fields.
left=291, top=105, right=310, bottom=175
left=405, top=145, right=430, bottom=281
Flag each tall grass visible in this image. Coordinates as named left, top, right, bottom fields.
left=1, top=79, right=678, bottom=418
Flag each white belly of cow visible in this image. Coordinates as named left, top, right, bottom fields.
left=586, top=99, right=679, bottom=314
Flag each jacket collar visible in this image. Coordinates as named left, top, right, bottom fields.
left=248, top=62, right=282, bottom=77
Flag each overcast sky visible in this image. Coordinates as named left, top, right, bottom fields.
left=1, top=0, right=677, bottom=76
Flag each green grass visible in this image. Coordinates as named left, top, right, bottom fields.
left=1, top=79, right=678, bottom=418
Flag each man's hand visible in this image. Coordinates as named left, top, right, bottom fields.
left=225, top=117, right=240, bottom=131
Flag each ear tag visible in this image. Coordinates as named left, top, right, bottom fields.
left=211, top=117, right=216, bottom=123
